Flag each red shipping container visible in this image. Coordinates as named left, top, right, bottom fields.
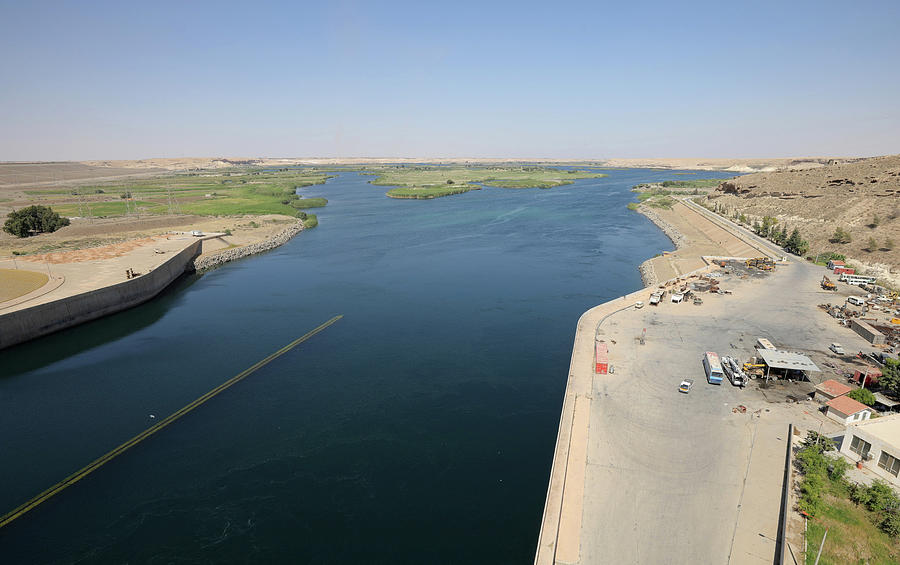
left=595, top=341, right=608, bottom=374
left=853, top=368, right=881, bottom=387
left=834, top=267, right=856, bottom=275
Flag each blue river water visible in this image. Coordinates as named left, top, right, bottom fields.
left=0, top=169, right=733, bottom=563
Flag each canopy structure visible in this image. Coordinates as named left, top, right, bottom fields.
left=755, top=348, right=821, bottom=373
left=875, top=392, right=900, bottom=409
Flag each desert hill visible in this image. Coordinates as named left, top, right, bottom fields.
left=705, top=154, right=900, bottom=286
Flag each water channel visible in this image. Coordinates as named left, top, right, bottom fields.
left=0, top=169, right=733, bottom=563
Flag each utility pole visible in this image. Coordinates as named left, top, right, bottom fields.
left=813, top=528, right=828, bottom=565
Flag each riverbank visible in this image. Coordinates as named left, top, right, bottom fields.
left=635, top=204, right=688, bottom=286
left=631, top=199, right=761, bottom=285
left=192, top=219, right=306, bottom=271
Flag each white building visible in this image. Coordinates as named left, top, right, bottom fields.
left=825, top=395, right=872, bottom=425
left=840, top=414, right=900, bottom=486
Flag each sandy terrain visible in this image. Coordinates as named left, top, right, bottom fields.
left=705, top=154, right=900, bottom=285
left=638, top=201, right=761, bottom=284
left=3, top=156, right=850, bottom=179
left=0, top=214, right=297, bottom=258
left=600, top=156, right=851, bottom=173
left=0, top=162, right=167, bottom=190
left=0, top=269, right=48, bottom=301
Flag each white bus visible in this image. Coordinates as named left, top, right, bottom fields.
left=703, top=352, right=724, bottom=385
left=839, top=273, right=877, bottom=286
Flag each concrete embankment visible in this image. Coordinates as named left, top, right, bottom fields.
left=0, top=240, right=201, bottom=350
left=535, top=196, right=812, bottom=565
left=533, top=264, right=716, bottom=565
left=192, top=220, right=305, bottom=271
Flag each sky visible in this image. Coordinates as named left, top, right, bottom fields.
left=1, top=0, right=899, bottom=161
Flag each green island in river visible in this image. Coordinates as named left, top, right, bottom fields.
left=359, top=165, right=609, bottom=199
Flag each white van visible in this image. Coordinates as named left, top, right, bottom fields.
left=847, top=296, right=865, bottom=306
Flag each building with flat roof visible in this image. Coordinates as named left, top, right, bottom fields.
left=839, top=414, right=900, bottom=486
left=826, top=395, right=872, bottom=425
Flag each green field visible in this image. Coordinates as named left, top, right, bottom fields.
left=806, top=494, right=900, bottom=564
left=365, top=166, right=608, bottom=198
left=24, top=169, right=332, bottom=219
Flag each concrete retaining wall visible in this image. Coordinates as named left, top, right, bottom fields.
left=0, top=240, right=201, bottom=350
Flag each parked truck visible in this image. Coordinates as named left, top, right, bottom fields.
left=721, top=356, right=746, bottom=387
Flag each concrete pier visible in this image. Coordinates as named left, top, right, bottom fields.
left=0, top=235, right=203, bottom=350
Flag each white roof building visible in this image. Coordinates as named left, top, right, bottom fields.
left=839, top=414, right=900, bottom=486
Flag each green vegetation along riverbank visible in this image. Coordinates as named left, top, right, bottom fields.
left=26, top=169, right=332, bottom=220
left=627, top=178, right=727, bottom=210
left=360, top=166, right=608, bottom=199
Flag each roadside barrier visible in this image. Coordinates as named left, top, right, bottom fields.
left=0, top=314, right=343, bottom=529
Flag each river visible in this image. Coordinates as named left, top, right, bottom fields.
left=0, top=169, right=733, bottom=563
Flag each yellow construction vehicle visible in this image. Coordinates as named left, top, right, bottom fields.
left=746, top=257, right=775, bottom=270
left=822, top=275, right=837, bottom=291
left=743, top=362, right=766, bottom=372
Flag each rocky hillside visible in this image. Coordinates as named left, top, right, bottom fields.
left=704, top=154, right=900, bottom=285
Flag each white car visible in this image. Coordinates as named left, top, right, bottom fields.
left=829, top=343, right=845, bottom=355
left=679, top=379, right=694, bottom=393
left=635, top=301, right=644, bottom=309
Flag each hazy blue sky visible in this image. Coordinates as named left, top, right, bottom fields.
left=2, top=0, right=898, bottom=160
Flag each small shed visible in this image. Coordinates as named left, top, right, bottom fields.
left=825, top=395, right=872, bottom=425
left=874, top=393, right=900, bottom=413
left=814, top=379, right=852, bottom=403
left=827, top=260, right=846, bottom=270
left=852, top=368, right=882, bottom=387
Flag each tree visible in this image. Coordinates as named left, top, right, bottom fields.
left=785, top=228, right=808, bottom=255
left=883, top=238, right=895, bottom=251
left=446, top=179, right=454, bottom=185
left=830, top=227, right=852, bottom=244
left=848, top=388, right=876, bottom=406
left=753, top=220, right=761, bottom=235
left=757, top=215, right=777, bottom=239
left=871, top=214, right=881, bottom=228
left=867, top=236, right=879, bottom=251
left=3, top=205, right=70, bottom=238
left=881, top=359, right=900, bottom=397
left=739, top=213, right=747, bottom=224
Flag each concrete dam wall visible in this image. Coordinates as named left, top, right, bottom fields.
left=0, top=240, right=201, bottom=350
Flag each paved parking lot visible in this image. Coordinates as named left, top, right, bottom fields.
left=569, top=262, right=878, bottom=564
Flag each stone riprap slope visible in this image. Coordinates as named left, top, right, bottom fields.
left=192, top=220, right=304, bottom=271
left=706, top=154, right=900, bottom=283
